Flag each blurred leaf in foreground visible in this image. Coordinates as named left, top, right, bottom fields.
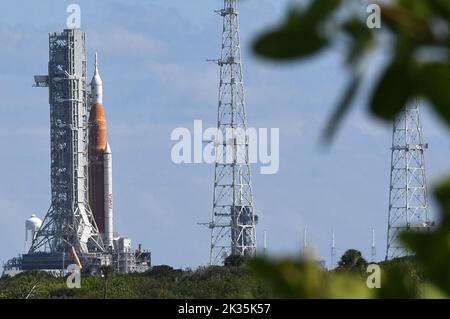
left=249, top=256, right=372, bottom=299
left=253, top=0, right=341, bottom=60
left=253, top=0, right=450, bottom=137
left=401, top=177, right=450, bottom=296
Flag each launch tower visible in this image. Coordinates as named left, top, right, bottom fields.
left=208, top=0, right=257, bottom=265
left=29, top=29, right=105, bottom=269
left=3, top=29, right=151, bottom=276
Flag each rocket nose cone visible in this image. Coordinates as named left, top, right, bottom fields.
left=105, top=142, right=112, bottom=154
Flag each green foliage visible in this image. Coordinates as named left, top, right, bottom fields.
left=224, top=254, right=248, bottom=268
left=100, top=265, right=115, bottom=277
left=0, top=271, right=67, bottom=299
left=0, top=265, right=270, bottom=299
left=253, top=0, right=450, bottom=139
left=336, top=249, right=368, bottom=273
left=372, top=257, right=421, bottom=298
left=250, top=0, right=450, bottom=299
left=145, top=265, right=178, bottom=277
left=401, top=177, right=450, bottom=296
left=253, top=0, right=341, bottom=60
left=249, top=257, right=372, bottom=299
left=0, top=255, right=443, bottom=299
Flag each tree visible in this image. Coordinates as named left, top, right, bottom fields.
left=224, top=254, right=247, bottom=268
left=146, top=265, right=176, bottom=277
left=337, top=249, right=368, bottom=273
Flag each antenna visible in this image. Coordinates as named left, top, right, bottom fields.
left=303, top=226, right=308, bottom=254
left=371, top=228, right=376, bottom=262
left=331, top=230, right=336, bottom=269
left=263, top=230, right=267, bottom=256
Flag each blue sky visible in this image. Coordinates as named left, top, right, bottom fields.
left=1, top=0, right=450, bottom=270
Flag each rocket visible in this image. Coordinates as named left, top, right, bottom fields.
left=88, top=53, right=114, bottom=250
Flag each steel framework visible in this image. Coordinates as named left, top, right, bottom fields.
left=386, top=100, right=432, bottom=260
left=31, top=29, right=104, bottom=255
left=208, top=0, right=257, bottom=265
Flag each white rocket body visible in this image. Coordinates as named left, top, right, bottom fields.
left=104, top=142, right=113, bottom=249
left=92, top=52, right=103, bottom=104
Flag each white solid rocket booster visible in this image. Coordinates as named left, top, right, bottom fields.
left=104, top=142, right=113, bottom=249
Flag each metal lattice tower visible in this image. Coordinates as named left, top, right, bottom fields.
left=31, top=29, right=104, bottom=255
left=208, top=0, right=257, bottom=265
left=386, top=100, right=432, bottom=260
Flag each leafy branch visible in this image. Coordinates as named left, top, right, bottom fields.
left=253, top=0, right=450, bottom=140
left=249, top=0, right=450, bottom=298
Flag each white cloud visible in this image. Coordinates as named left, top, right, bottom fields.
left=88, top=27, right=167, bottom=57
left=0, top=27, right=22, bottom=46
left=147, top=61, right=217, bottom=102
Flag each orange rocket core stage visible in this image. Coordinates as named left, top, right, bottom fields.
left=89, top=102, right=107, bottom=234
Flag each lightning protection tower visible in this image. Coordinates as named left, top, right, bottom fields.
left=330, top=231, right=336, bottom=269
left=386, top=100, right=432, bottom=260
left=208, top=0, right=257, bottom=265
left=371, top=228, right=376, bottom=262
left=31, top=29, right=105, bottom=261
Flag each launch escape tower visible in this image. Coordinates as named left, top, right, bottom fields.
left=208, top=0, right=257, bottom=265
left=386, top=100, right=433, bottom=260
left=31, top=30, right=105, bottom=264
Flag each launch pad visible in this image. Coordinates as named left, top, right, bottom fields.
left=3, top=29, right=150, bottom=276
left=17, top=242, right=151, bottom=275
